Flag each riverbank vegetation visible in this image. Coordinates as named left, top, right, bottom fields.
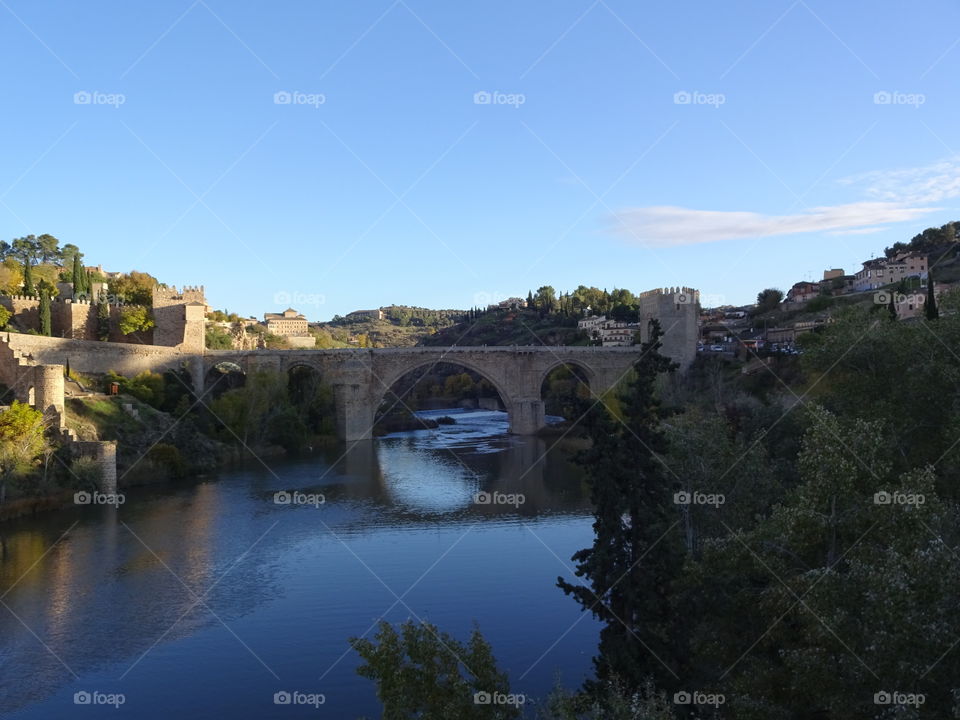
left=353, top=300, right=960, bottom=718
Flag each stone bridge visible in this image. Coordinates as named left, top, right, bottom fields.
left=0, top=334, right=692, bottom=442
left=203, top=346, right=650, bottom=440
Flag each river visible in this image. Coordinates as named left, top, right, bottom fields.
left=0, top=409, right=600, bottom=718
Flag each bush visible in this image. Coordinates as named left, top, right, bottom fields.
left=147, top=443, right=186, bottom=478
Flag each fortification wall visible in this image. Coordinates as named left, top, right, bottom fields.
left=2, top=333, right=188, bottom=377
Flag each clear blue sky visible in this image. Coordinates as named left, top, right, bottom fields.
left=1, top=0, right=958, bottom=319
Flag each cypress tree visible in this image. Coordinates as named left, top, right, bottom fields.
left=39, top=287, right=51, bottom=336
left=558, top=320, right=682, bottom=691
left=96, top=291, right=110, bottom=341
left=527, top=290, right=534, bottom=311
left=23, top=262, right=34, bottom=296
left=888, top=293, right=897, bottom=320
left=72, top=253, right=83, bottom=291
left=926, top=273, right=939, bottom=320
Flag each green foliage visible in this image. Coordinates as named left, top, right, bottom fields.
left=111, top=271, right=157, bottom=306
left=22, top=261, right=34, bottom=296
left=754, top=287, right=783, bottom=313
left=541, top=677, right=678, bottom=720
left=558, top=320, right=682, bottom=690
left=0, top=304, right=12, bottom=330
left=118, top=305, right=155, bottom=335
left=804, top=293, right=834, bottom=312
left=147, top=443, right=186, bottom=478
left=352, top=620, right=520, bottom=720
left=70, top=456, right=103, bottom=489
left=106, top=370, right=166, bottom=407
left=38, top=285, right=51, bottom=336
left=96, top=291, right=110, bottom=340
left=205, top=325, right=234, bottom=349
left=0, top=401, right=47, bottom=502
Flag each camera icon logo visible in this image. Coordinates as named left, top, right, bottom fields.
left=874, top=690, right=891, bottom=704
left=873, top=91, right=892, bottom=105
left=274, top=691, right=292, bottom=705
left=473, top=91, right=491, bottom=105
left=473, top=492, right=492, bottom=505
left=74, top=691, right=92, bottom=705
left=673, top=491, right=691, bottom=505
left=673, top=90, right=691, bottom=105
left=474, top=691, right=491, bottom=704
left=74, top=491, right=91, bottom=505
left=273, top=290, right=291, bottom=305
left=73, top=91, right=92, bottom=105
left=673, top=691, right=692, bottom=704
left=274, top=91, right=292, bottom=105
left=874, top=491, right=891, bottom=505
left=873, top=292, right=892, bottom=305
left=274, top=491, right=292, bottom=505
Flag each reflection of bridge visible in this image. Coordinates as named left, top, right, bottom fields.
left=0, top=333, right=695, bottom=442
left=203, top=346, right=653, bottom=440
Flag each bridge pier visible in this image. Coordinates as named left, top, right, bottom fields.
left=509, top=398, right=545, bottom=435
left=334, top=383, right=375, bottom=442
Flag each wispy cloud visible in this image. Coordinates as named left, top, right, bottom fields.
left=610, top=202, right=936, bottom=247
left=611, top=155, right=960, bottom=247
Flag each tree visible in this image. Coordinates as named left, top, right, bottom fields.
left=22, top=261, right=35, bottom=296
left=534, top=285, right=558, bottom=315
left=926, top=272, right=939, bottom=320
left=36, top=234, right=60, bottom=264
left=527, top=290, right=534, bottom=310
left=0, top=401, right=47, bottom=503
left=111, top=271, right=158, bottom=306
left=887, top=291, right=897, bottom=320
left=11, top=236, right=39, bottom=266
left=96, top=291, right=110, bottom=340
left=38, top=285, right=51, bottom=336
left=351, top=620, right=520, bottom=720
left=558, top=320, right=682, bottom=691
left=0, top=257, right=23, bottom=294
left=60, top=243, right=82, bottom=269
left=72, top=253, right=87, bottom=294
left=0, top=305, right=11, bottom=330
left=118, top=305, right=155, bottom=335
left=755, top=287, right=783, bottom=313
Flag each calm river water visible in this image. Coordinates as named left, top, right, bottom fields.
left=0, top=409, right=600, bottom=718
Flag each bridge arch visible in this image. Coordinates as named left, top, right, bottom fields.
left=373, top=358, right=513, bottom=421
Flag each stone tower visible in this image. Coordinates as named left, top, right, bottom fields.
left=637, top=287, right=699, bottom=370
left=152, top=285, right=206, bottom=353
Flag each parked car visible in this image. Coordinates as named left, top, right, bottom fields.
left=709, top=344, right=724, bottom=352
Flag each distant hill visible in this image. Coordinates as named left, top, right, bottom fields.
left=419, top=307, right=590, bottom=347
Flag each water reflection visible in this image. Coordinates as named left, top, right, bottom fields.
left=0, top=409, right=596, bottom=718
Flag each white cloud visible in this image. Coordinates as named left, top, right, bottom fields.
left=611, top=202, right=936, bottom=247
left=612, top=155, right=960, bottom=247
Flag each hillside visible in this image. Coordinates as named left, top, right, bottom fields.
left=419, top=307, right=589, bottom=347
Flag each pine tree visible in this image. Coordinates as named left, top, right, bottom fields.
left=39, top=287, right=51, bottom=336
left=558, top=320, right=682, bottom=691
left=23, top=262, right=34, bottom=296
left=926, top=272, right=939, bottom=320
left=526, top=290, right=534, bottom=311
